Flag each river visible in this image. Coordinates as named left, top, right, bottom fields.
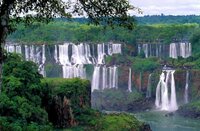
left=134, top=111, right=200, bottom=131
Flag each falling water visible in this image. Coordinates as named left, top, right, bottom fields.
left=170, top=70, right=178, bottom=111
left=146, top=74, right=152, bottom=98
left=128, top=68, right=132, bottom=92
left=169, top=43, right=178, bottom=59
left=170, top=42, right=192, bottom=59
left=102, top=66, right=107, bottom=90
left=143, top=44, right=148, bottom=58
left=184, top=71, right=189, bottom=104
left=155, top=70, right=178, bottom=111
left=138, top=42, right=191, bottom=59
left=92, top=66, right=101, bottom=92
left=5, top=42, right=122, bottom=83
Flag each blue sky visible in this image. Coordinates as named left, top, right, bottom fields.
left=129, top=0, right=200, bottom=16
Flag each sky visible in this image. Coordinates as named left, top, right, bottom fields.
left=129, top=0, right=200, bottom=16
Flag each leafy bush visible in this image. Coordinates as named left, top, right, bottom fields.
left=0, top=53, right=52, bottom=130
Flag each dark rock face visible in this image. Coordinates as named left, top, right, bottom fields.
left=48, top=96, right=77, bottom=128
left=127, top=98, right=155, bottom=112
left=42, top=78, right=91, bottom=128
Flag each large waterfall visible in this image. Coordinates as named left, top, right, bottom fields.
left=155, top=70, right=178, bottom=111
left=138, top=42, right=191, bottom=59
left=5, top=42, right=121, bottom=92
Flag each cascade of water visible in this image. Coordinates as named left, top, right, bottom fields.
left=155, top=70, right=178, bottom=111
left=71, top=44, right=83, bottom=65
left=128, top=68, right=132, bottom=92
left=92, top=66, right=100, bottom=92
left=54, top=45, right=58, bottom=63
left=102, top=66, right=107, bottom=90
left=180, top=42, right=186, bottom=58
left=16, top=45, right=22, bottom=54
left=113, top=65, right=118, bottom=89
left=184, top=71, right=189, bottom=104
left=5, top=42, right=122, bottom=80
left=170, top=42, right=192, bottom=59
left=84, top=43, right=93, bottom=64
left=38, top=45, right=46, bottom=76
left=146, top=74, right=152, bottom=98
left=108, top=66, right=113, bottom=88
left=143, top=44, right=148, bottom=58
left=112, top=44, right=122, bottom=54
left=169, top=43, right=178, bottom=59
left=97, top=43, right=105, bottom=64
left=58, top=43, right=71, bottom=66
left=161, top=70, right=170, bottom=111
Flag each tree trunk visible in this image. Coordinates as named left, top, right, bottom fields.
left=0, top=0, right=14, bottom=93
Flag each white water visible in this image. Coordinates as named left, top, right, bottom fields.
left=146, top=74, right=152, bottom=98
left=138, top=42, right=192, bottom=58
left=155, top=70, right=178, bottom=111
left=102, top=66, right=108, bottom=90
left=128, top=68, right=132, bottom=92
left=143, top=44, right=148, bottom=58
left=169, top=43, right=178, bottom=59
left=91, top=66, right=118, bottom=91
left=5, top=42, right=122, bottom=88
left=184, top=71, right=189, bottom=104
left=170, top=42, right=192, bottom=59
left=92, top=66, right=100, bottom=92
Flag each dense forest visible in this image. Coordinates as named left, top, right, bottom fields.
left=8, top=21, right=199, bottom=45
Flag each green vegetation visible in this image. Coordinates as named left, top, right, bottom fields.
left=136, top=15, right=200, bottom=25
left=0, top=53, right=52, bottom=130
left=8, top=21, right=198, bottom=45
left=93, top=113, right=143, bottom=131
left=131, top=57, right=160, bottom=72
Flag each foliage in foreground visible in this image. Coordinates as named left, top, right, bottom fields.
left=0, top=53, right=52, bottom=130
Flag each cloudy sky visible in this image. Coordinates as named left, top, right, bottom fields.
left=129, top=0, right=200, bottom=16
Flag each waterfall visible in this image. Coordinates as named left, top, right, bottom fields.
left=128, top=68, right=132, bottom=92
left=97, top=43, right=105, bottom=64
left=38, top=45, right=46, bottom=76
left=170, top=42, right=192, bottom=59
left=54, top=45, right=58, bottom=63
left=108, top=65, right=118, bottom=89
left=146, top=74, right=152, bottom=98
left=91, top=65, right=118, bottom=92
left=143, top=44, right=148, bottom=58
left=102, top=66, right=107, bottom=90
left=112, top=44, right=122, bottom=54
left=169, top=43, right=177, bottom=59
left=170, top=70, right=178, bottom=111
left=184, top=71, right=189, bottom=104
left=58, top=43, right=71, bottom=66
left=155, top=70, right=178, bottom=111
left=5, top=42, right=122, bottom=83
left=92, top=66, right=100, bottom=92
left=138, top=42, right=191, bottom=58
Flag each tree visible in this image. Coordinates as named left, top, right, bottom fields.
left=0, top=0, right=141, bottom=92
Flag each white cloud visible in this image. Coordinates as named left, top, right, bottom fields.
left=129, top=0, right=200, bottom=16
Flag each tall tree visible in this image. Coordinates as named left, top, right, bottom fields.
left=0, top=0, right=140, bottom=91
